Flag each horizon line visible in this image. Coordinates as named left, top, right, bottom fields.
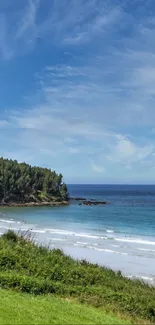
left=67, top=183, right=155, bottom=186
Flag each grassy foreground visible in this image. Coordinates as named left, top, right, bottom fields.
left=0, top=230, right=155, bottom=324
left=0, top=289, right=130, bottom=324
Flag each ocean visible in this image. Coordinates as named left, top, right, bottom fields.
left=0, top=184, right=155, bottom=284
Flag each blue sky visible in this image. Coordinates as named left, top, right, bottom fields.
left=0, top=0, right=155, bottom=184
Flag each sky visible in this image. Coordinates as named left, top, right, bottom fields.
left=0, top=0, right=155, bottom=184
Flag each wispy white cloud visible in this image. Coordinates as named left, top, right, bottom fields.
left=0, top=14, right=13, bottom=59
left=63, top=33, right=87, bottom=45
left=0, top=0, right=122, bottom=58
left=63, top=6, right=121, bottom=44
left=15, top=0, right=39, bottom=41
left=0, top=120, right=10, bottom=127
left=68, top=147, right=80, bottom=154
left=2, top=42, right=155, bottom=176
left=105, top=137, right=154, bottom=165
left=91, top=162, right=105, bottom=173
left=0, top=0, right=39, bottom=59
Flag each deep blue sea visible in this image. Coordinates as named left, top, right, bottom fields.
left=0, top=184, right=155, bottom=283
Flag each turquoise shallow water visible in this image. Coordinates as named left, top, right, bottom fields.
left=0, top=185, right=155, bottom=283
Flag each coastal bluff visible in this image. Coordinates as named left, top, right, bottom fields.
left=0, top=157, right=69, bottom=207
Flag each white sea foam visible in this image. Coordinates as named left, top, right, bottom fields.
left=34, top=227, right=108, bottom=241
left=49, top=229, right=107, bottom=239
left=0, top=226, right=10, bottom=230
left=141, top=276, right=154, bottom=281
left=75, top=233, right=107, bottom=240
left=0, top=226, right=19, bottom=231
left=49, top=228, right=73, bottom=234
left=126, top=275, right=154, bottom=282
left=30, top=229, right=46, bottom=234
left=106, top=230, right=114, bottom=233
left=49, top=229, right=74, bottom=236
left=137, top=248, right=155, bottom=252
left=0, top=219, right=15, bottom=224
left=50, top=230, right=105, bottom=239
left=76, top=241, right=89, bottom=245
left=51, top=238, right=66, bottom=241
left=93, top=247, right=115, bottom=253
left=114, top=237, right=155, bottom=246
left=111, top=244, right=119, bottom=248
left=86, top=246, right=128, bottom=255
left=75, top=233, right=100, bottom=239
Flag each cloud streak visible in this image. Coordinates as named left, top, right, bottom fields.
left=91, top=162, right=105, bottom=173
left=15, top=0, right=39, bottom=41
left=0, top=0, right=121, bottom=59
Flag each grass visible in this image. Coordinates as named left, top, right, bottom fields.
left=0, top=289, right=131, bottom=324
left=0, top=230, right=155, bottom=324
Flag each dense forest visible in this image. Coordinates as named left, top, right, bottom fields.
left=0, top=157, right=69, bottom=204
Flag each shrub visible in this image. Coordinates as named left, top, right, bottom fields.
left=2, top=230, right=18, bottom=242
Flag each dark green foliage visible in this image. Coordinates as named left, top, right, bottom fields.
left=0, top=231, right=155, bottom=322
left=2, top=230, right=18, bottom=242
left=0, top=157, right=69, bottom=203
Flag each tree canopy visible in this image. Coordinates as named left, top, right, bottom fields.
left=0, top=157, right=69, bottom=203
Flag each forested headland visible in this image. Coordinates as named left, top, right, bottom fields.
left=0, top=157, right=69, bottom=206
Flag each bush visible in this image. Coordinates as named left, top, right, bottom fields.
left=1, top=230, right=18, bottom=242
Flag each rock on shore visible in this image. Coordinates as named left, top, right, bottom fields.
left=79, top=200, right=107, bottom=206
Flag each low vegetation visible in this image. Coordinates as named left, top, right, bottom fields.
left=0, top=157, right=68, bottom=203
left=0, top=289, right=131, bottom=324
left=0, top=230, right=155, bottom=324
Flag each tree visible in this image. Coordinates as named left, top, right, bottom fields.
left=60, top=183, right=69, bottom=201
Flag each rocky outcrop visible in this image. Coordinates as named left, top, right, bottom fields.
left=0, top=201, right=69, bottom=207
left=70, top=197, right=108, bottom=205
left=70, top=197, right=86, bottom=201
left=79, top=200, right=107, bottom=206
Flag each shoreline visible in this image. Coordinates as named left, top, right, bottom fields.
left=0, top=221, right=154, bottom=286
left=62, top=245, right=155, bottom=286
left=0, top=210, right=155, bottom=284
left=0, top=201, right=70, bottom=207
left=0, top=195, right=154, bottom=287
left=0, top=197, right=108, bottom=207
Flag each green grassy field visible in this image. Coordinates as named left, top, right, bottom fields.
left=0, top=230, right=154, bottom=324
left=0, top=289, right=131, bottom=324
